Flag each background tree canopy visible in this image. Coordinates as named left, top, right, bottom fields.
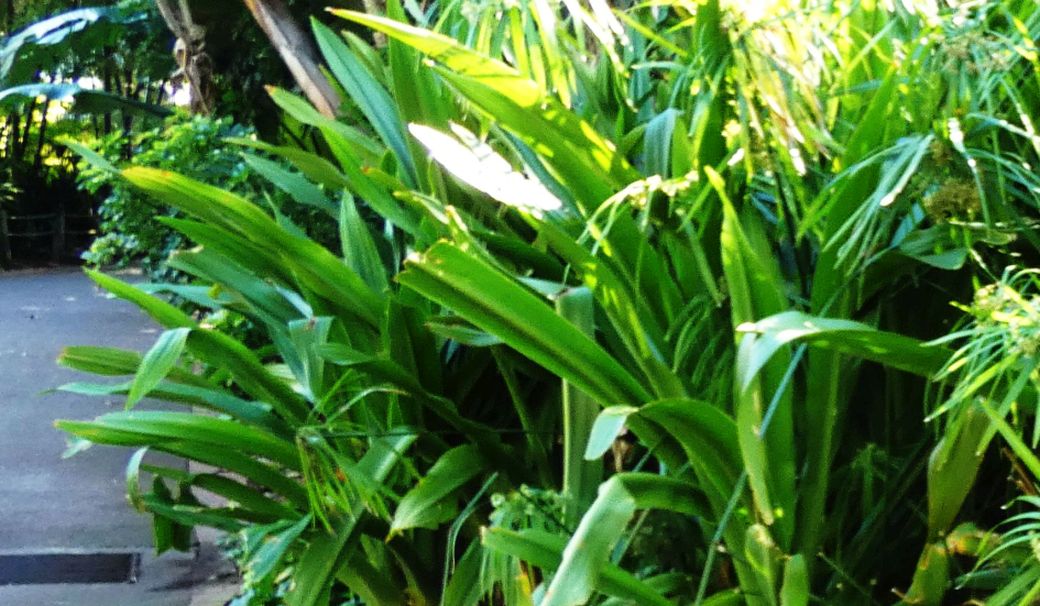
left=0, top=0, right=363, bottom=264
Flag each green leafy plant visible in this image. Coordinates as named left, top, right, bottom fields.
left=57, top=0, right=1040, bottom=604
left=57, top=147, right=564, bottom=602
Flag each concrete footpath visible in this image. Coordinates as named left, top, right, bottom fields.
left=0, top=268, right=236, bottom=605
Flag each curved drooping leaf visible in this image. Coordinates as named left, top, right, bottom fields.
left=0, top=83, right=170, bottom=116
left=389, top=444, right=486, bottom=535
left=584, top=406, right=639, bottom=460
left=126, top=328, right=191, bottom=409
left=0, top=7, right=128, bottom=79
left=736, top=310, right=952, bottom=390
left=541, top=473, right=702, bottom=606
left=639, top=399, right=743, bottom=508
left=58, top=345, right=207, bottom=387
left=601, top=399, right=768, bottom=598
left=86, top=269, right=195, bottom=329
left=482, top=528, right=672, bottom=606
left=586, top=400, right=743, bottom=508
left=58, top=380, right=289, bottom=437
left=56, top=411, right=300, bottom=470
left=121, top=167, right=382, bottom=327
left=398, top=242, right=650, bottom=407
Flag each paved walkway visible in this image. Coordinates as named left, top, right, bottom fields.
left=0, top=268, right=234, bottom=605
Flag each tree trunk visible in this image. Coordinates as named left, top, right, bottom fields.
left=155, top=0, right=215, bottom=113
left=7, top=113, right=19, bottom=159
left=241, top=0, right=341, bottom=118
left=102, top=62, right=113, bottom=134
left=17, top=96, right=37, bottom=161
left=33, top=100, right=49, bottom=173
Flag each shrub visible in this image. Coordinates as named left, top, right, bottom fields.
left=76, top=112, right=256, bottom=280
left=77, top=112, right=337, bottom=282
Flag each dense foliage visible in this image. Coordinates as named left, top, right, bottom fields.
left=0, top=1, right=172, bottom=263
left=75, top=112, right=338, bottom=283
left=0, top=0, right=360, bottom=265
left=77, top=113, right=256, bottom=279
left=53, top=0, right=1040, bottom=605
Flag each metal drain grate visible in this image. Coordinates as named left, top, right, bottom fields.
left=0, top=552, right=140, bottom=585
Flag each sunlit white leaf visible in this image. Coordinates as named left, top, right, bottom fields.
left=408, top=123, right=562, bottom=213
